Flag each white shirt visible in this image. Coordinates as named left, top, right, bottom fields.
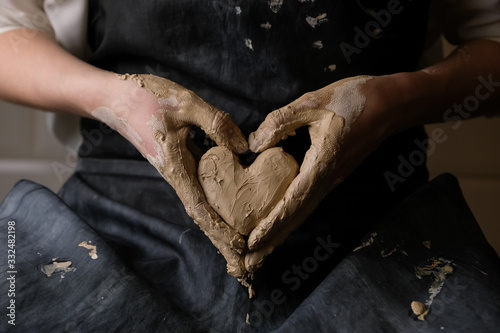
left=0, top=0, right=88, bottom=57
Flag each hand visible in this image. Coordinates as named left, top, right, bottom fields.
left=91, top=74, right=250, bottom=279
left=244, top=75, right=396, bottom=272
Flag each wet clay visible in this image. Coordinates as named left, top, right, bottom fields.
left=198, top=146, right=299, bottom=235
left=116, top=74, right=249, bottom=280
left=107, top=74, right=364, bottom=288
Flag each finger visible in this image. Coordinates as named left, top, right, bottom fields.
left=245, top=244, right=275, bottom=273
left=198, top=107, right=248, bottom=154
left=225, top=252, right=247, bottom=279
left=248, top=107, right=325, bottom=153
left=245, top=193, right=320, bottom=272
left=138, top=75, right=248, bottom=276
left=163, top=134, right=247, bottom=277
left=172, top=98, right=248, bottom=154
left=155, top=124, right=246, bottom=256
left=245, top=206, right=314, bottom=272
left=185, top=199, right=247, bottom=278
left=246, top=185, right=316, bottom=251
left=138, top=74, right=248, bottom=154
left=247, top=114, right=344, bottom=251
left=300, top=112, right=344, bottom=181
left=187, top=200, right=247, bottom=277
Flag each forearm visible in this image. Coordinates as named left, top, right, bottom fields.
left=0, top=28, right=119, bottom=117
left=380, top=39, right=500, bottom=136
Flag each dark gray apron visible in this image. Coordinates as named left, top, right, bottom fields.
left=1, top=1, right=499, bottom=332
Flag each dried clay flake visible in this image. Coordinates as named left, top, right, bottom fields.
left=41, top=259, right=75, bottom=278
left=79, top=241, right=98, bottom=259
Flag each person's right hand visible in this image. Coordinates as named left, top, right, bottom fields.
left=91, top=74, right=250, bottom=280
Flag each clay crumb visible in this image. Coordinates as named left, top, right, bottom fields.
left=238, top=271, right=256, bottom=299
left=324, top=64, right=337, bottom=72
left=248, top=284, right=255, bottom=299
left=260, top=22, right=272, bottom=30
left=238, top=275, right=256, bottom=299
left=306, top=13, right=328, bottom=28
left=244, top=38, right=254, bottom=51
left=411, top=301, right=426, bottom=315
left=312, top=40, right=323, bottom=49
left=117, top=73, right=145, bottom=88
left=411, top=301, right=428, bottom=320
left=79, top=241, right=98, bottom=260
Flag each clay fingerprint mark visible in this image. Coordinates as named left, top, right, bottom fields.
left=79, top=241, right=98, bottom=259
left=411, top=258, right=454, bottom=321
left=40, top=258, right=76, bottom=278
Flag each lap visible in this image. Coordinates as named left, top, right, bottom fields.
left=1, top=171, right=499, bottom=332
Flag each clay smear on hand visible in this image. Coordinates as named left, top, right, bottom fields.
left=325, top=75, right=372, bottom=134
left=117, top=73, right=183, bottom=173
left=198, top=146, right=299, bottom=235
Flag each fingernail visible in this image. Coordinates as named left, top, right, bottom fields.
left=236, top=139, right=249, bottom=154
left=245, top=253, right=263, bottom=273
left=247, top=235, right=259, bottom=251
left=248, top=134, right=262, bottom=152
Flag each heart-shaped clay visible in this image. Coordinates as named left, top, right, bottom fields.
left=198, top=146, right=299, bottom=236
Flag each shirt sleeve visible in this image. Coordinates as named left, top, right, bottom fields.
left=0, top=0, right=86, bottom=149
left=0, top=0, right=55, bottom=37
left=442, top=0, right=500, bottom=45
left=0, top=0, right=88, bottom=58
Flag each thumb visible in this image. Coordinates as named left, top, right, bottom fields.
left=249, top=107, right=326, bottom=153
left=137, top=73, right=249, bottom=154
left=194, top=107, right=248, bottom=154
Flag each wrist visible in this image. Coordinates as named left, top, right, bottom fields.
left=62, top=69, right=147, bottom=119
left=59, top=67, right=112, bottom=117
left=368, top=71, right=440, bottom=137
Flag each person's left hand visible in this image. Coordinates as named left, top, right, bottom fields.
left=244, top=75, right=397, bottom=272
